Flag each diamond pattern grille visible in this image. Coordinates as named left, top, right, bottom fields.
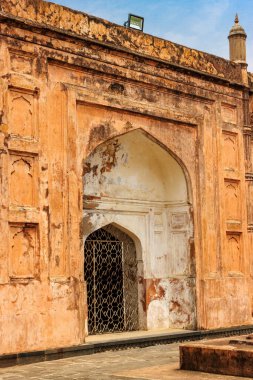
left=84, top=226, right=138, bottom=335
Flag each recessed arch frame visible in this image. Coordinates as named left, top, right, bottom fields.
left=84, top=127, right=194, bottom=205
left=82, top=126, right=196, bottom=332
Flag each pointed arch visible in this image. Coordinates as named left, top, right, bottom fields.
left=83, top=217, right=143, bottom=262
left=83, top=127, right=196, bottom=332
left=84, top=223, right=140, bottom=334
left=84, top=127, right=193, bottom=204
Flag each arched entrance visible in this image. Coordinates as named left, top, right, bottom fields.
left=83, top=129, right=196, bottom=332
left=84, top=224, right=138, bottom=335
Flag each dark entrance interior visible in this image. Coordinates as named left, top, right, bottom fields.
left=84, top=225, right=138, bottom=335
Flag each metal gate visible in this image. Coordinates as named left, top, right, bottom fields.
left=84, top=225, right=138, bottom=335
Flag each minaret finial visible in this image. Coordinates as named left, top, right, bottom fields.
left=228, top=13, right=247, bottom=66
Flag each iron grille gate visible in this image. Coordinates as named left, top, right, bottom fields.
left=84, top=226, right=138, bottom=335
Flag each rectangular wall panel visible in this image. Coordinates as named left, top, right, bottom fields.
left=47, top=84, right=68, bottom=278
left=221, top=103, right=237, bottom=124
left=9, top=152, right=38, bottom=207
left=9, top=49, right=34, bottom=75
left=224, top=232, right=243, bottom=274
left=222, top=131, right=239, bottom=176
left=170, top=231, right=188, bottom=275
left=8, top=88, right=37, bottom=138
left=224, top=179, right=241, bottom=223
left=9, top=223, right=38, bottom=279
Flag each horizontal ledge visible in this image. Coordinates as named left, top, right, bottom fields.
left=0, top=13, right=244, bottom=88
left=49, top=58, right=215, bottom=105
left=77, top=99, right=197, bottom=128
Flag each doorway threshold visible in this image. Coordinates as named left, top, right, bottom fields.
left=86, top=328, right=192, bottom=344
left=83, top=325, right=253, bottom=350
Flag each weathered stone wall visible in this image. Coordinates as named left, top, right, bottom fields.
left=0, top=0, right=243, bottom=82
left=0, top=0, right=252, bottom=355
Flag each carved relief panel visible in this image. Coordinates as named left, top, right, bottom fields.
left=224, top=233, right=243, bottom=274
left=221, top=103, right=237, bottom=124
left=9, top=224, right=38, bottom=279
left=247, top=180, right=253, bottom=228
left=168, top=211, right=190, bottom=276
left=9, top=153, right=38, bottom=207
left=150, top=207, right=191, bottom=278
left=9, top=49, right=34, bottom=75
left=250, top=139, right=253, bottom=167
left=8, top=88, right=37, bottom=138
left=152, top=211, right=167, bottom=276
left=222, top=131, right=239, bottom=176
left=224, top=180, right=241, bottom=222
left=170, top=212, right=188, bottom=230
left=170, top=231, right=188, bottom=274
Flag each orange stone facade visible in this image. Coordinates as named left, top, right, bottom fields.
left=0, top=0, right=253, bottom=355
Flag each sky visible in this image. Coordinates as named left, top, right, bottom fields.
left=51, top=0, right=253, bottom=71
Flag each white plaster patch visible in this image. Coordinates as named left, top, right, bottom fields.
left=84, top=130, right=187, bottom=202
left=146, top=278, right=196, bottom=330
left=147, top=299, right=170, bottom=330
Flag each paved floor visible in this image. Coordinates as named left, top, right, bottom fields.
left=0, top=343, right=251, bottom=380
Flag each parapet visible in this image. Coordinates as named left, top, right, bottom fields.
left=0, top=0, right=244, bottom=84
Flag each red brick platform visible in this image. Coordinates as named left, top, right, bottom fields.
left=180, top=335, right=253, bottom=377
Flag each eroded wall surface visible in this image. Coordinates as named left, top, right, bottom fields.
left=0, top=0, right=252, bottom=355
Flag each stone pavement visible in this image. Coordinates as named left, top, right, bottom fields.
left=0, top=343, right=251, bottom=380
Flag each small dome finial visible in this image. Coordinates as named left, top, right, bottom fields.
left=228, top=13, right=247, bottom=64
